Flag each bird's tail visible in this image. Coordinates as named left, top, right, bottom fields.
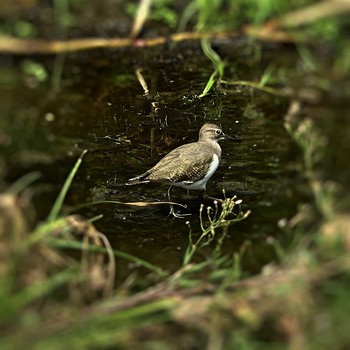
left=125, top=173, right=150, bottom=186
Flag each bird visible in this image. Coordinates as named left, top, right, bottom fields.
left=126, top=123, right=240, bottom=218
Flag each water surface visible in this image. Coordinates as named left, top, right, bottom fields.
left=1, top=40, right=306, bottom=281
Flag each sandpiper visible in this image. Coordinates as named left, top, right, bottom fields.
left=127, top=123, right=240, bottom=217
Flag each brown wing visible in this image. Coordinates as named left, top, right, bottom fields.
left=145, top=143, right=215, bottom=183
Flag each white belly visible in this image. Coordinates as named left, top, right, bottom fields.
left=173, top=154, right=219, bottom=191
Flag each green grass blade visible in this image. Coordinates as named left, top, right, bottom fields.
left=199, top=39, right=225, bottom=98
left=28, top=218, right=69, bottom=246
left=47, top=149, right=88, bottom=223
left=13, top=267, right=77, bottom=311
left=177, top=1, right=197, bottom=33
left=259, top=64, right=275, bottom=87
left=47, top=238, right=168, bottom=277
left=198, top=70, right=217, bottom=98
left=7, top=171, right=41, bottom=194
left=201, top=38, right=225, bottom=77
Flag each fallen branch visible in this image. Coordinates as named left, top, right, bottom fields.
left=0, top=28, right=294, bottom=55
left=2, top=0, right=350, bottom=55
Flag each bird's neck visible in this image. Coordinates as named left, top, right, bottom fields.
left=199, top=139, right=222, bottom=158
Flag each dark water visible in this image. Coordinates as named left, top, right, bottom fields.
left=1, top=40, right=308, bottom=281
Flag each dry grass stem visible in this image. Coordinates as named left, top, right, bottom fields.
left=135, top=67, right=150, bottom=95
left=129, top=0, right=152, bottom=39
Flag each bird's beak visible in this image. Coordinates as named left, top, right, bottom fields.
left=221, top=132, right=242, bottom=142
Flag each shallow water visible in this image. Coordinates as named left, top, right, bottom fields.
left=1, top=40, right=308, bottom=281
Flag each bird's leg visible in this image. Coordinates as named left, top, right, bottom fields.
left=168, top=186, right=191, bottom=218
left=168, top=186, right=175, bottom=216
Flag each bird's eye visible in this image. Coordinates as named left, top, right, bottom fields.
left=215, top=129, right=221, bottom=135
